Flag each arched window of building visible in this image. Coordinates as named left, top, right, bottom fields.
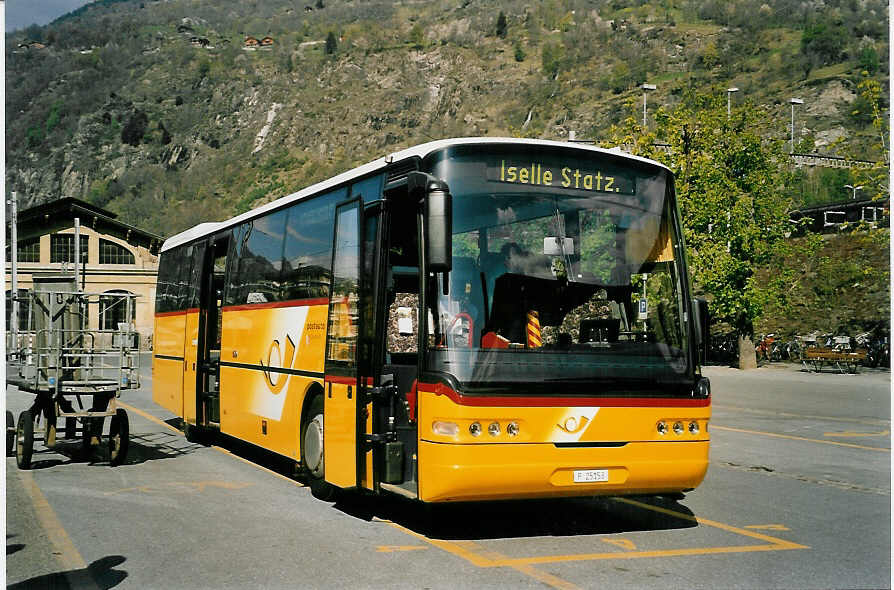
left=50, top=234, right=89, bottom=263
left=99, top=239, right=136, bottom=265
left=100, top=289, right=135, bottom=330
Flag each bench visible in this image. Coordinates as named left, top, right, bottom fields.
left=802, top=348, right=868, bottom=374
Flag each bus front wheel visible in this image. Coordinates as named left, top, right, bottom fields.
left=301, top=395, right=337, bottom=501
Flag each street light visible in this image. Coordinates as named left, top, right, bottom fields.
left=844, top=184, right=864, bottom=200
left=641, top=83, right=656, bottom=128
left=726, top=87, right=739, bottom=117
left=789, top=98, right=803, bottom=154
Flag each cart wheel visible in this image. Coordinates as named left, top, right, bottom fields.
left=109, top=409, right=129, bottom=466
left=16, top=410, right=35, bottom=469
left=6, top=411, right=15, bottom=456
left=65, top=418, right=77, bottom=440
left=45, top=416, right=57, bottom=448
left=80, top=418, right=95, bottom=461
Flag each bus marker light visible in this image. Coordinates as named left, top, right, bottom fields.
left=507, top=421, right=520, bottom=437
left=432, top=421, right=459, bottom=436
left=469, top=422, right=482, bottom=437
left=673, top=421, right=684, bottom=435
left=488, top=422, right=501, bottom=437
left=688, top=421, right=699, bottom=435
left=657, top=421, right=668, bottom=435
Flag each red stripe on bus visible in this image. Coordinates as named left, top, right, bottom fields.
left=222, top=298, right=329, bottom=313
left=418, top=382, right=711, bottom=408
left=155, top=309, right=192, bottom=318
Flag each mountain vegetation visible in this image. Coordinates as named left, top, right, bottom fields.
left=6, top=0, right=889, bottom=356
left=7, top=0, right=888, bottom=234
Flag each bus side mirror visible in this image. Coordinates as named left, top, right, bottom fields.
left=408, top=172, right=452, bottom=273
left=692, top=297, right=709, bottom=363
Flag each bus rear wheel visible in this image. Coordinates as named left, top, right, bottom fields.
left=301, top=395, right=337, bottom=501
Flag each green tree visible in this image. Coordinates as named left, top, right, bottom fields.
left=325, top=31, right=337, bottom=55
left=409, top=23, right=424, bottom=48
left=514, top=41, right=526, bottom=62
left=610, top=89, right=795, bottom=369
left=496, top=11, right=508, bottom=39
left=541, top=42, right=563, bottom=78
left=844, top=76, right=890, bottom=203
left=801, top=19, right=847, bottom=67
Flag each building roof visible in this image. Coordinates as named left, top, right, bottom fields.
left=15, top=197, right=164, bottom=253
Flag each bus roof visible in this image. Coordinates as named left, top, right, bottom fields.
left=160, top=137, right=668, bottom=252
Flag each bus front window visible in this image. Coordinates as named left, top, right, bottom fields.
left=424, top=151, right=692, bottom=396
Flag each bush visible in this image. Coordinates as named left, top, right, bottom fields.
left=121, top=110, right=148, bottom=146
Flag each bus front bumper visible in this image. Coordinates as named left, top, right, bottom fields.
left=417, top=439, right=709, bottom=503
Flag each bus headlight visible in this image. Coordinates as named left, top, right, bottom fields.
left=469, top=422, right=482, bottom=437
left=432, top=421, right=459, bottom=436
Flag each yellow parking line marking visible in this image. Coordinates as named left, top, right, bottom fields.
left=824, top=430, right=889, bottom=438
left=712, top=425, right=890, bottom=452
left=602, top=538, right=637, bottom=550
left=385, top=522, right=580, bottom=589
left=117, top=401, right=180, bottom=433
left=376, top=545, right=428, bottom=553
left=16, top=470, right=100, bottom=589
left=713, top=404, right=890, bottom=427
left=614, top=497, right=807, bottom=548
left=17, top=469, right=87, bottom=571
left=387, top=496, right=806, bottom=583
left=745, top=524, right=790, bottom=531
left=117, top=402, right=304, bottom=488
left=484, top=498, right=806, bottom=567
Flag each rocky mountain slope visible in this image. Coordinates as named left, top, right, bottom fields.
left=6, top=0, right=889, bottom=236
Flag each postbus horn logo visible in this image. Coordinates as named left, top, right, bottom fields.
left=261, top=334, right=295, bottom=394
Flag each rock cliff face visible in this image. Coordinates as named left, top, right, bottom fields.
left=6, top=0, right=887, bottom=235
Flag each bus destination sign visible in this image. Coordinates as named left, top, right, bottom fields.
left=491, top=159, right=635, bottom=195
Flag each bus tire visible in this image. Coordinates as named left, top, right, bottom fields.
left=65, top=417, right=77, bottom=440
left=184, top=422, right=212, bottom=445
left=301, top=394, right=338, bottom=501
left=109, top=409, right=129, bottom=466
left=7, top=411, right=14, bottom=456
left=16, top=410, right=35, bottom=470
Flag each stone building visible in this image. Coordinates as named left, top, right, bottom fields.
left=5, top=198, right=163, bottom=348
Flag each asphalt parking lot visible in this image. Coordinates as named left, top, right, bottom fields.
left=5, top=359, right=890, bottom=589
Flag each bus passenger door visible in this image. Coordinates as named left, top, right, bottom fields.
left=324, top=199, right=364, bottom=489
left=197, top=236, right=229, bottom=428
left=182, top=240, right=206, bottom=427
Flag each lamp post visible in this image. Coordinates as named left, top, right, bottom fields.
left=726, top=87, right=739, bottom=117
left=844, top=184, right=864, bottom=200
left=641, top=83, right=656, bottom=128
left=789, top=98, right=803, bottom=154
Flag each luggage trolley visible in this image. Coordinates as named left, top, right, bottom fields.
left=6, top=276, right=141, bottom=469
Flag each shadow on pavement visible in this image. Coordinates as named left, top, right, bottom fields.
left=8, top=555, right=127, bottom=590
left=333, top=491, right=698, bottom=541
left=19, top=430, right=205, bottom=470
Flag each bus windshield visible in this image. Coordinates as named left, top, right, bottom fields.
left=423, top=145, right=693, bottom=395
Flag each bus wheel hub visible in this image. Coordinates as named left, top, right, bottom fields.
left=304, top=414, right=324, bottom=477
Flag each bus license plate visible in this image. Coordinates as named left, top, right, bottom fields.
left=573, top=469, right=609, bottom=483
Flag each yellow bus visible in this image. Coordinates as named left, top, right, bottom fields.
left=153, top=138, right=711, bottom=502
